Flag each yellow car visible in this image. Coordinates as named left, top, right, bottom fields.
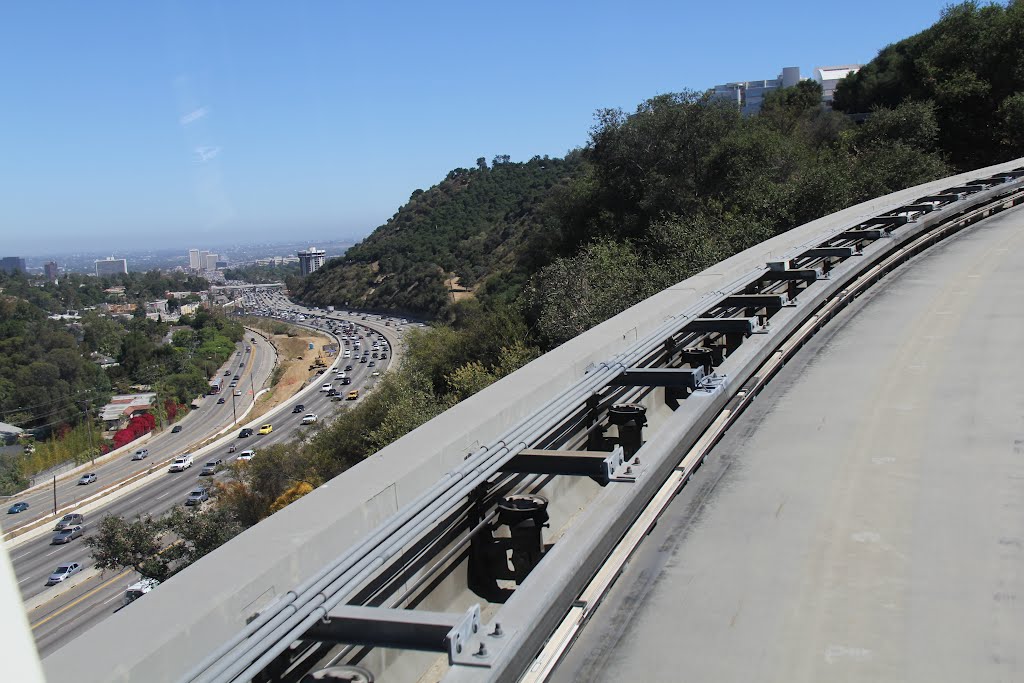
left=257, top=424, right=273, bottom=435
left=346, top=389, right=359, bottom=400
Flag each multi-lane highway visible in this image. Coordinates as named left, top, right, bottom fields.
left=2, top=331, right=277, bottom=539
left=18, top=296, right=403, bottom=656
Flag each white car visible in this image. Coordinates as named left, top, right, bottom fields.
left=236, top=449, right=256, bottom=462
left=168, top=455, right=193, bottom=472
left=320, top=383, right=332, bottom=392
left=131, top=449, right=149, bottom=460
left=301, top=413, right=318, bottom=425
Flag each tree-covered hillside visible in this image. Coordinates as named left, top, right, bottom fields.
left=293, top=155, right=581, bottom=315
left=834, top=0, right=1024, bottom=169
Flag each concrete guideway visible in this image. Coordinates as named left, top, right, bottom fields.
left=36, top=158, right=1024, bottom=683
left=549, top=206, right=1024, bottom=681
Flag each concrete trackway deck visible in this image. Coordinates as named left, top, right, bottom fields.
left=551, top=207, right=1024, bottom=682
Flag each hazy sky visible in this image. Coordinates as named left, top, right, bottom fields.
left=1, top=0, right=954, bottom=256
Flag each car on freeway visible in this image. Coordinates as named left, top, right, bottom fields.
left=217, top=397, right=226, bottom=404
left=359, top=357, right=367, bottom=363
left=347, top=389, right=359, bottom=400
left=78, top=473, right=97, bottom=485
left=340, top=377, right=352, bottom=385
left=301, top=413, right=318, bottom=425
left=132, top=448, right=149, bottom=460
left=172, top=425, right=183, bottom=433
left=371, top=371, right=381, bottom=377
left=123, top=578, right=160, bottom=605
left=234, top=390, right=242, bottom=396
left=331, top=395, right=344, bottom=402
left=237, top=449, right=256, bottom=462
left=326, top=388, right=339, bottom=397
left=238, top=427, right=253, bottom=438
left=51, top=525, right=85, bottom=544
left=320, top=383, right=332, bottom=392
left=229, top=381, right=238, bottom=388
left=200, top=459, right=223, bottom=476
left=224, top=370, right=231, bottom=376
left=292, top=404, right=305, bottom=413
left=54, top=513, right=84, bottom=530
left=185, top=488, right=209, bottom=506
left=46, top=562, right=82, bottom=585
left=345, top=365, right=353, bottom=371
left=7, top=502, right=29, bottom=514
left=258, top=423, right=273, bottom=435
left=233, top=375, right=240, bottom=381
left=168, top=455, right=193, bottom=472
left=368, top=361, right=376, bottom=368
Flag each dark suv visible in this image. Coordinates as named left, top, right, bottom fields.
left=292, top=404, right=305, bottom=413
left=238, top=427, right=254, bottom=438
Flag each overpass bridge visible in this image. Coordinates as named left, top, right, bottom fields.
left=27, top=157, right=1024, bottom=682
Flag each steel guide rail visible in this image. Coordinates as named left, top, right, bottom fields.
left=189, top=167, right=1024, bottom=682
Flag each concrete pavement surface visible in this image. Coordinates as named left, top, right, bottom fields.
left=550, top=207, right=1024, bottom=682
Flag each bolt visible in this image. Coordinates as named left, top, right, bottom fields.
left=624, top=466, right=632, bottom=475
left=490, top=623, right=504, bottom=637
left=472, top=622, right=478, bottom=633
left=633, top=457, right=640, bottom=465
left=475, top=643, right=489, bottom=658
left=456, top=642, right=462, bottom=654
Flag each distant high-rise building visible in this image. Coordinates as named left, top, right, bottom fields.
left=199, top=250, right=210, bottom=270
left=188, top=249, right=201, bottom=270
left=95, top=257, right=128, bottom=277
left=204, top=253, right=219, bottom=271
left=44, top=261, right=59, bottom=281
left=297, top=247, right=326, bottom=276
left=0, top=256, right=27, bottom=275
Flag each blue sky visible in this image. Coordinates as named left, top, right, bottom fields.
left=0, top=0, right=956, bottom=256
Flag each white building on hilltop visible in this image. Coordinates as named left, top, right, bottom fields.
left=813, top=65, right=862, bottom=108
left=711, top=64, right=861, bottom=115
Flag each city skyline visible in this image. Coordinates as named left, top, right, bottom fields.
left=1, top=1, right=954, bottom=254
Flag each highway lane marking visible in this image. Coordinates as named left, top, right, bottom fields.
left=43, top=547, right=65, bottom=557
left=30, top=569, right=130, bottom=630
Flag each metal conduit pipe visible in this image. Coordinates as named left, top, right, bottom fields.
left=194, top=290, right=731, bottom=681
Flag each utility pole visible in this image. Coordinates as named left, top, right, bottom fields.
left=85, top=405, right=95, bottom=466
left=52, top=475, right=57, bottom=516
left=231, top=390, right=237, bottom=425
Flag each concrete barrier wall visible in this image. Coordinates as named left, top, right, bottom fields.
left=43, top=156, right=1024, bottom=682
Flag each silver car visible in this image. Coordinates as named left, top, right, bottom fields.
left=46, top=562, right=82, bottom=585
left=185, top=488, right=209, bottom=506
left=54, top=513, right=84, bottom=531
left=51, top=524, right=84, bottom=544
left=78, top=473, right=97, bottom=485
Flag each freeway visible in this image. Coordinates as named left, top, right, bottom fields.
left=23, top=309, right=400, bottom=657
left=548, top=203, right=1024, bottom=680
left=2, top=330, right=276, bottom=542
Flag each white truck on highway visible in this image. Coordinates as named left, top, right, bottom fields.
left=168, top=455, right=193, bottom=472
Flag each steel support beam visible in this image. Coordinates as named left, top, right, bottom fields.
left=304, top=604, right=481, bottom=664
left=798, top=247, right=856, bottom=259
left=500, top=446, right=638, bottom=485
left=719, top=294, right=789, bottom=310
left=837, top=228, right=888, bottom=241
left=607, top=367, right=706, bottom=389
left=683, top=317, right=759, bottom=335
